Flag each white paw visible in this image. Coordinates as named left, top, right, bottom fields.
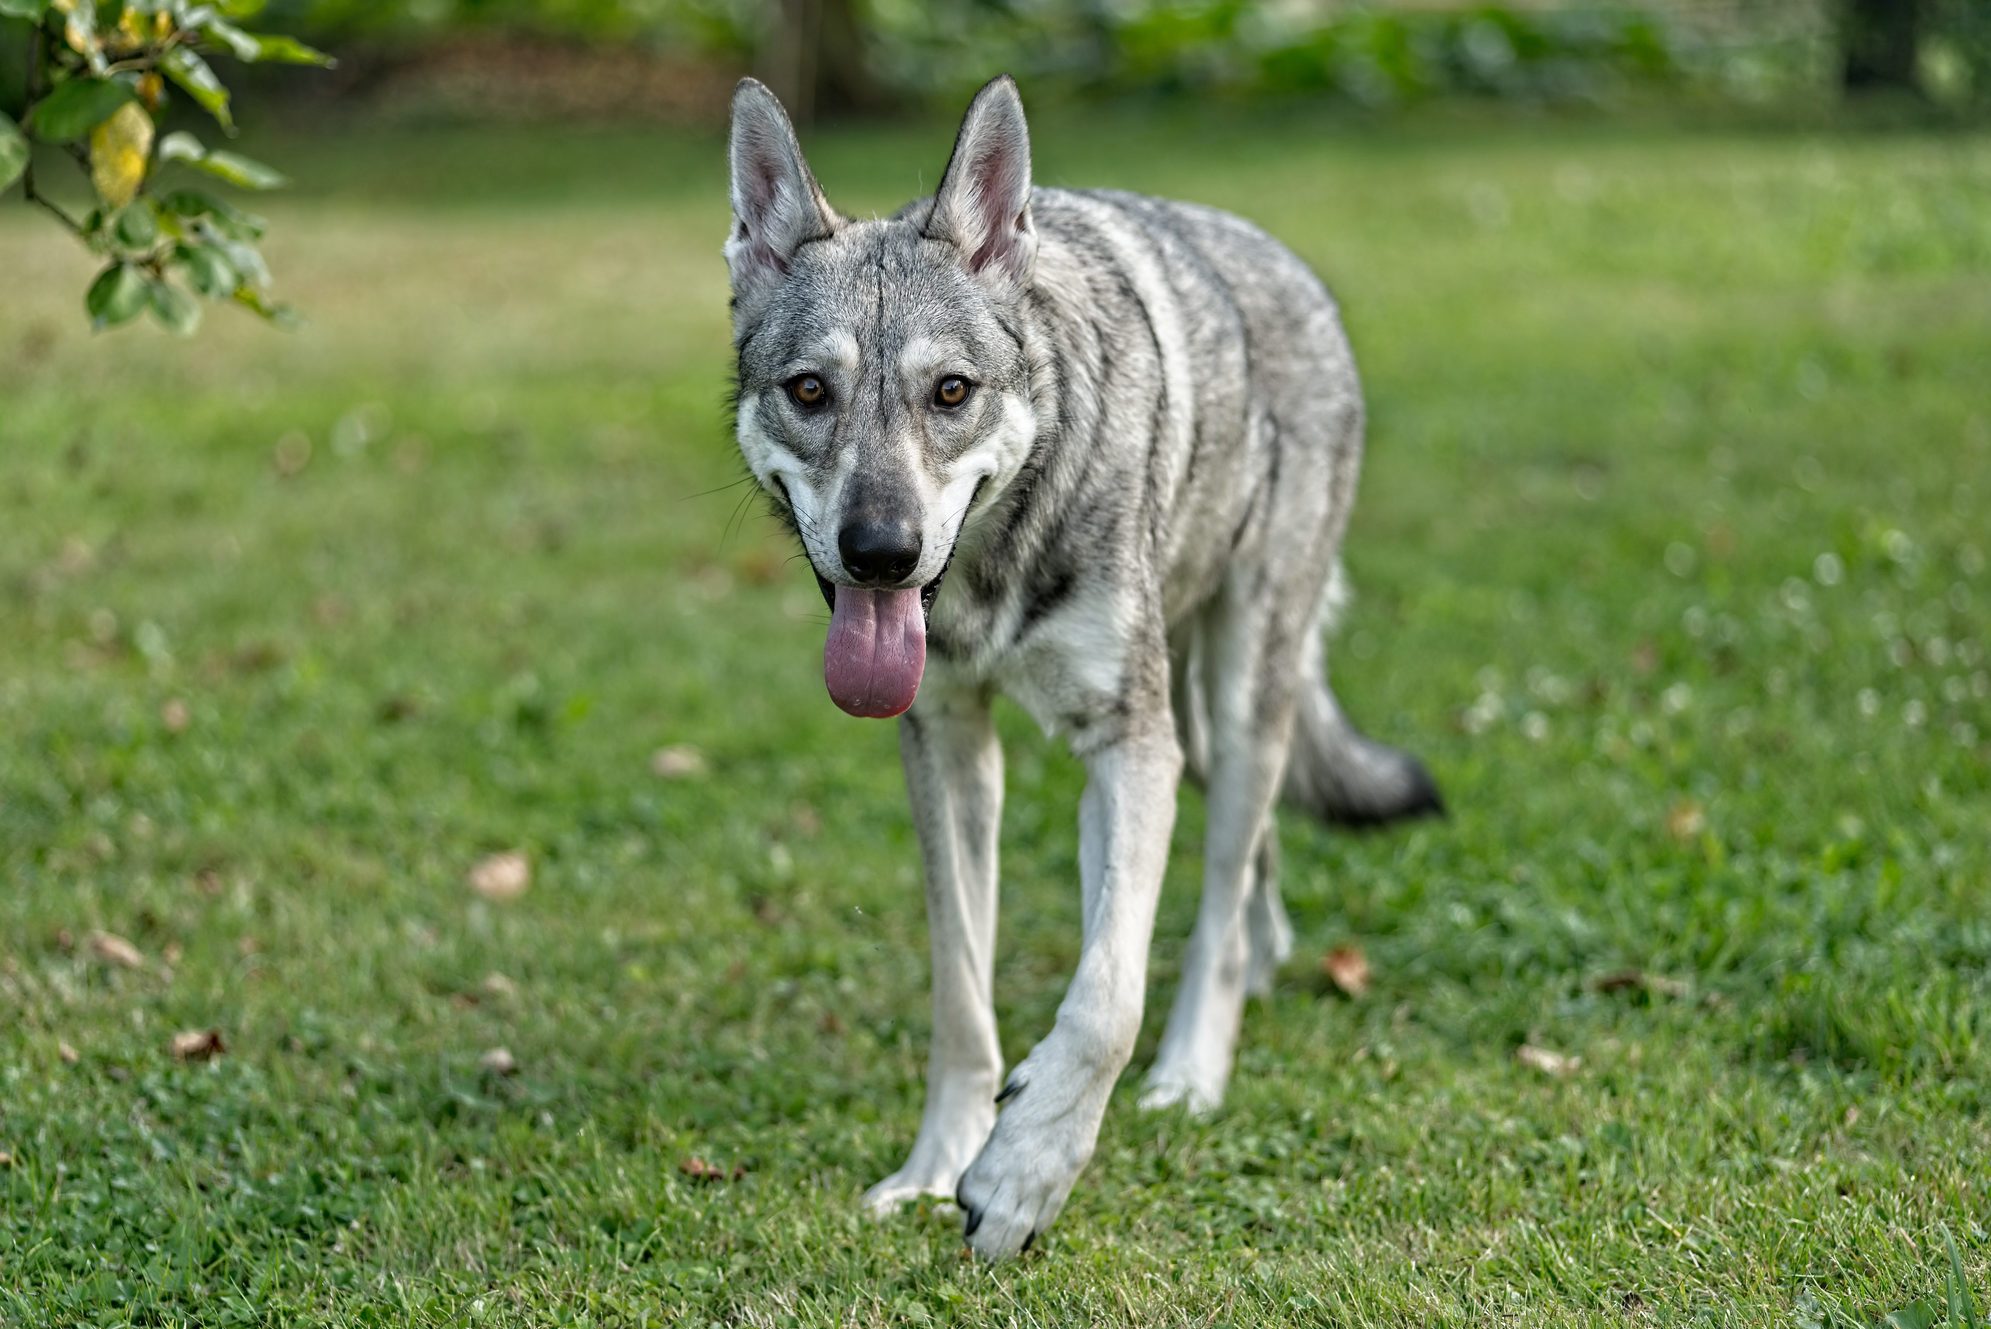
left=954, top=1062, right=1107, bottom=1259
left=1137, top=1061, right=1225, bottom=1114
left=862, top=1169, right=961, bottom=1218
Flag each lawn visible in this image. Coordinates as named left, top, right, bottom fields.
left=2, top=106, right=1988, bottom=1325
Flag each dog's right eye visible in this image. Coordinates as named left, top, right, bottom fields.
left=787, top=375, right=827, bottom=408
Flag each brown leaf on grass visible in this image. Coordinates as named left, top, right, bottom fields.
left=161, top=698, right=191, bottom=734
left=58, top=1041, right=80, bottom=1065
left=1320, top=945, right=1371, bottom=998
left=678, top=1156, right=745, bottom=1183
left=468, top=851, right=531, bottom=902
left=649, top=745, right=708, bottom=780
left=0, top=1150, right=12, bottom=1167
left=479, top=1047, right=518, bottom=1076
left=272, top=431, right=312, bottom=476
left=162, top=941, right=184, bottom=966
left=1590, top=970, right=1687, bottom=999
left=1515, top=1043, right=1581, bottom=1077
left=87, top=930, right=144, bottom=970
left=733, top=546, right=784, bottom=587
left=481, top=972, right=518, bottom=1000
left=1666, top=799, right=1706, bottom=842
left=170, top=1029, right=226, bottom=1062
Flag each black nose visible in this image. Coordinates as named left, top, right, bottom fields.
left=838, top=517, right=923, bottom=586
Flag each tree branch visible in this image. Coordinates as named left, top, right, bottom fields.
left=21, top=162, right=90, bottom=241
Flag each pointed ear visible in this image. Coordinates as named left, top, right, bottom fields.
left=726, top=79, right=838, bottom=298
left=926, top=75, right=1036, bottom=287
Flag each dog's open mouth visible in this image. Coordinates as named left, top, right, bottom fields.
left=812, top=569, right=949, bottom=720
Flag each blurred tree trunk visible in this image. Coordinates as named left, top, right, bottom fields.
left=755, top=0, right=886, bottom=128
left=1841, top=0, right=1922, bottom=94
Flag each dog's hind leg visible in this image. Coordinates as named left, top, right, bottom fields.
left=1141, top=584, right=1307, bottom=1114
left=1243, top=829, right=1291, bottom=999
left=865, top=678, right=1005, bottom=1215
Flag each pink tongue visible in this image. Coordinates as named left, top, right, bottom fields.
left=823, top=586, right=927, bottom=718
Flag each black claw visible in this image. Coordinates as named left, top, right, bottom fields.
left=1020, top=1229, right=1037, bottom=1254
left=995, top=1079, right=1023, bottom=1104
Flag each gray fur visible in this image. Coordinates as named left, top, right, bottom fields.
left=725, top=75, right=1440, bottom=1260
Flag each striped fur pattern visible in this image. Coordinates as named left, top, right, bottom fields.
left=725, top=75, right=1440, bottom=1260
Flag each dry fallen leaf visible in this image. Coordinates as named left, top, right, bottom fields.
left=170, top=1029, right=226, bottom=1062
left=481, top=972, right=518, bottom=1000
left=1321, top=945, right=1371, bottom=998
left=650, top=745, right=709, bottom=780
left=678, top=1156, right=745, bottom=1183
left=1666, top=799, right=1706, bottom=842
left=468, top=851, right=531, bottom=902
left=1516, top=1043, right=1581, bottom=1077
left=0, top=1150, right=12, bottom=1167
left=87, top=930, right=144, bottom=970
left=1590, top=970, right=1687, bottom=999
left=161, top=698, right=191, bottom=734
left=58, top=1041, right=80, bottom=1065
left=162, top=941, right=184, bottom=966
left=479, top=1047, right=518, bottom=1076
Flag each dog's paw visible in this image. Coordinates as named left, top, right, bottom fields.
left=954, top=1073, right=1100, bottom=1259
left=1138, top=1059, right=1226, bottom=1115
left=862, top=1169, right=961, bottom=1219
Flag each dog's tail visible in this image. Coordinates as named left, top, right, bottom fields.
left=1279, top=568, right=1445, bottom=829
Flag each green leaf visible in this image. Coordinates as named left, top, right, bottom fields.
left=113, top=201, right=158, bottom=250
left=175, top=242, right=237, bottom=298
left=188, top=149, right=286, bottom=190
left=147, top=278, right=202, bottom=335
left=0, top=0, right=48, bottom=20
left=23, top=78, right=134, bottom=144
left=162, top=47, right=233, bottom=131
left=161, top=188, right=264, bottom=239
left=155, top=129, right=287, bottom=190
left=237, top=32, right=335, bottom=67
left=215, top=235, right=270, bottom=288
left=199, top=16, right=262, bottom=61
left=217, top=0, right=270, bottom=18
left=0, top=112, right=27, bottom=194
left=234, top=285, right=298, bottom=328
left=158, top=130, right=206, bottom=164
left=1888, top=1303, right=1941, bottom=1329
left=85, top=263, right=148, bottom=329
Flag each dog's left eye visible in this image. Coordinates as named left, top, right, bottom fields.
left=933, top=376, right=972, bottom=409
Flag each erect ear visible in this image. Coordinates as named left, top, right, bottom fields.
left=725, top=79, right=839, bottom=298
left=926, top=75, right=1036, bottom=287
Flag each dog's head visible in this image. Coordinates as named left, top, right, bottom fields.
left=725, top=76, right=1040, bottom=718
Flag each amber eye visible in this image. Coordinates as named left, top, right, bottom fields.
left=787, top=375, right=827, bottom=408
left=934, top=376, right=972, bottom=408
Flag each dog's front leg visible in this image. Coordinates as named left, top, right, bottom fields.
left=956, top=715, right=1182, bottom=1259
left=864, top=681, right=1005, bottom=1214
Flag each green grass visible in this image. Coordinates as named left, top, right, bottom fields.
left=2, top=108, right=1989, bottom=1325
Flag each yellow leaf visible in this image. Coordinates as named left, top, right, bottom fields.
left=89, top=101, right=152, bottom=209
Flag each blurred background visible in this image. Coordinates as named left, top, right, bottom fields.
left=77, top=0, right=1991, bottom=124
left=3, top=1, right=1989, bottom=1321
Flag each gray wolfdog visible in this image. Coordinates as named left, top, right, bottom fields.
left=724, top=75, right=1440, bottom=1259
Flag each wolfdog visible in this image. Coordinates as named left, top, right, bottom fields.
left=724, top=75, right=1441, bottom=1258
